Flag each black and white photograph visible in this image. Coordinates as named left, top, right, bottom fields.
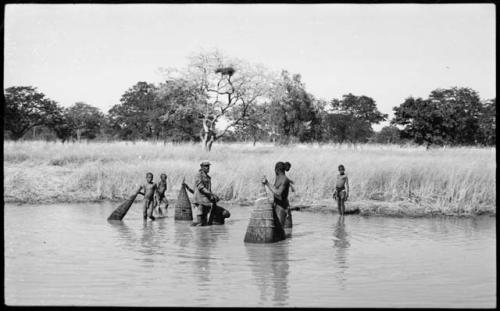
left=3, top=3, right=496, bottom=308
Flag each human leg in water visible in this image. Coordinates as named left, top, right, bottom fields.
left=338, top=190, right=346, bottom=215
left=191, top=204, right=203, bottom=226
left=147, top=201, right=156, bottom=221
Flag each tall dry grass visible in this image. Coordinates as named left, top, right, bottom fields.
left=3, top=140, right=496, bottom=216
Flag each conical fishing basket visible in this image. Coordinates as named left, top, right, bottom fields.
left=107, top=193, right=138, bottom=221
left=244, top=197, right=286, bottom=243
left=174, top=183, right=193, bottom=221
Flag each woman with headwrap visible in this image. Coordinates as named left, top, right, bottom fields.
left=262, top=162, right=291, bottom=227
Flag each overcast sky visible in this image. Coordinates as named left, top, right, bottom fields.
left=4, top=4, right=496, bottom=129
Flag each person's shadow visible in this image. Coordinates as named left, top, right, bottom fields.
left=245, top=243, right=290, bottom=306
left=332, top=215, right=350, bottom=290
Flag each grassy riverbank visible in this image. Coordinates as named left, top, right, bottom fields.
left=3, top=141, right=496, bottom=216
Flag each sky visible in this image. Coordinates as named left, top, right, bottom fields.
left=4, top=4, right=496, bottom=130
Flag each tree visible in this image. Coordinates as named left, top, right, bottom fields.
left=478, top=98, right=496, bottom=146
left=65, top=102, right=105, bottom=141
left=52, top=114, right=73, bottom=142
left=321, top=113, right=376, bottom=143
left=232, top=103, right=270, bottom=145
left=155, top=79, right=203, bottom=142
left=392, top=97, right=449, bottom=146
left=372, top=126, right=402, bottom=144
left=4, top=86, right=65, bottom=140
left=322, top=94, right=387, bottom=143
left=331, top=94, right=387, bottom=123
left=428, top=87, right=483, bottom=145
left=107, top=80, right=204, bottom=142
left=266, top=70, right=322, bottom=143
left=107, top=82, right=159, bottom=140
left=162, top=50, right=274, bottom=151
left=392, top=87, right=484, bottom=146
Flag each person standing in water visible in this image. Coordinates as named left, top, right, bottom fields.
left=192, top=161, right=219, bottom=226
left=182, top=178, right=230, bottom=225
left=283, top=161, right=295, bottom=229
left=155, top=173, right=169, bottom=217
left=136, top=172, right=158, bottom=221
left=262, top=162, right=291, bottom=227
left=333, top=164, right=349, bottom=215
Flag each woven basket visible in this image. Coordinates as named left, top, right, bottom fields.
left=174, top=184, right=193, bottom=221
left=244, top=197, right=286, bottom=243
left=107, top=193, right=138, bottom=221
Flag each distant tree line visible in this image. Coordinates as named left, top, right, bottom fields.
left=3, top=51, right=496, bottom=149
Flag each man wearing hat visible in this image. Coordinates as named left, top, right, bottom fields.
left=192, top=160, right=219, bottom=226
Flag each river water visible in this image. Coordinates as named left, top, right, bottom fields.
left=4, top=202, right=496, bottom=307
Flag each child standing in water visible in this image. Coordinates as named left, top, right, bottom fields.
left=333, top=164, right=349, bottom=215
left=136, top=172, right=157, bottom=221
left=155, top=173, right=169, bottom=216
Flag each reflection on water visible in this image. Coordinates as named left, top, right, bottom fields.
left=192, top=227, right=219, bottom=298
left=108, top=220, right=137, bottom=249
left=246, top=243, right=289, bottom=307
left=333, top=215, right=350, bottom=248
left=332, top=215, right=350, bottom=290
left=174, top=222, right=193, bottom=249
left=139, top=221, right=157, bottom=265
left=192, top=229, right=211, bottom=302
left=4, top=203, right=496, bottom=307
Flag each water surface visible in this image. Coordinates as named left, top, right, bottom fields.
left=4, top=202, right=496, bottom=307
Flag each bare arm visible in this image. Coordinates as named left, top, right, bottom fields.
left=136, top=184, right=145, bottom=196
left=264, top=179, right=288, bottom=200
left=345, top=177, right=349, bottom=199
left=289, top=179, right=295, bottom=192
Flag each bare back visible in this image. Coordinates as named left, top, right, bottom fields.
left=273, top=174, right=291, bottom=208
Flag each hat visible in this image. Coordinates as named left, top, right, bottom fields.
left=200, top=161, right=211, bottom=166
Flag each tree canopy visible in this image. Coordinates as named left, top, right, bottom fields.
left=265, top=71, right=322, bottom=143
left=4, top=86, right=65, bottom=140
left=66, top=102, right=105, bottom=140
left=161, top=50, right=275, bottom=150
left=4, top=53, right=495, bottom=149
left=392, top=87, right=492, bottom=147
left=321, top=93, right=388, bottom=143
left=107, top=82, right=159, bottom=140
